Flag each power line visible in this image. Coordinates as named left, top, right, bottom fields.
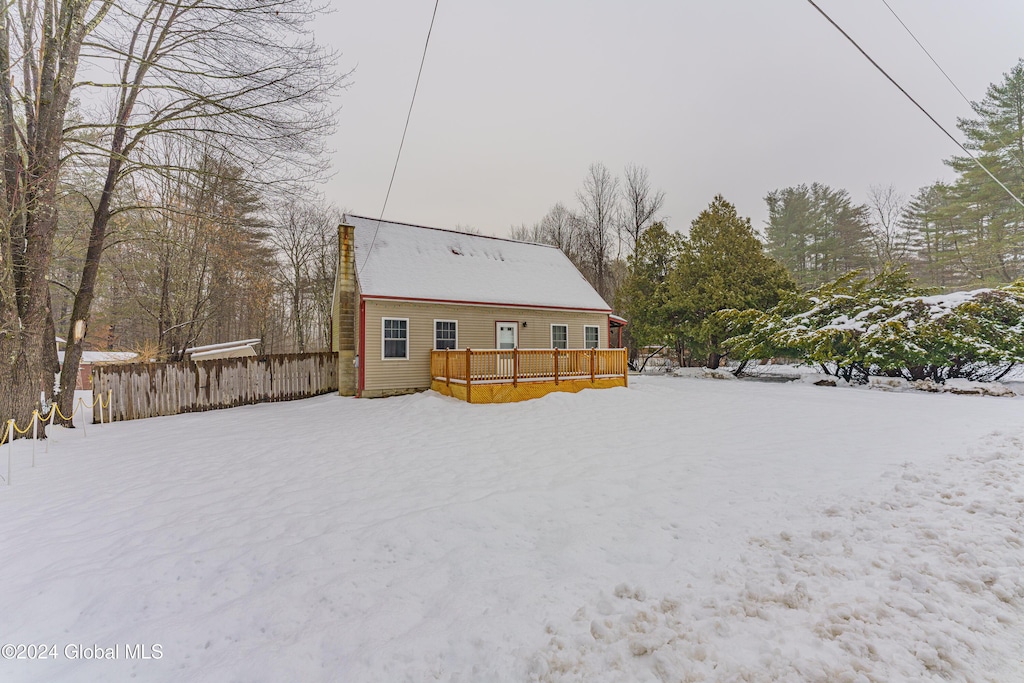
left=879, top=0, right=973, bottom=109
left=879, top=0, right=1024, bottom=171
left=359, top=0, right=441, bottom=273
left=804, top=0, right=1024, bottom=210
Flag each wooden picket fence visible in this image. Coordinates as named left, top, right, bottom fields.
left=91, top=352, right=338, bottom=422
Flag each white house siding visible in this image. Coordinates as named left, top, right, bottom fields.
left=361, top=298, right=610, bottom=396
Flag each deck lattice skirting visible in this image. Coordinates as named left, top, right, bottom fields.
left=430, top=348, right=628, bottom=403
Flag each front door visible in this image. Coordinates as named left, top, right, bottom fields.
left=496, top=322, right=518, bottom=349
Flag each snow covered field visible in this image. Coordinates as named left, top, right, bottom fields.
left=2, top=376, right=1024, bottom=682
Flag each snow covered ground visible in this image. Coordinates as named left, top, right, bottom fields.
left=2, top=376, right=1024, bottom=682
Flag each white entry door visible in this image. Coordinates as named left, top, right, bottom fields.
left=496, top=322, right=518, bottom=349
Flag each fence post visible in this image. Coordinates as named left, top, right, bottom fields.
left=46, top=404, right=54, bottom=454
left=31, top=411, right=37, bottom=467
left=622, top=348, right=628, bottom=387
left=445, top=349, right=450, bottom=387
left=108, top=390, right=113, bottom=424
left=465, top=349, right=472, bottom=403
left=513, top=348, right=519, bottom=388
left=6, top=419, right=13, bottom=485
left=554, top=349, right=559, bottom=385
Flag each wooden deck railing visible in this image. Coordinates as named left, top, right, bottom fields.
left=431, top=348, right=628, bottom=389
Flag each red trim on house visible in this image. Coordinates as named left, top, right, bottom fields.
left=358, top=296, right=366, bottom=397
left=359, top=293, right=611, bottom=314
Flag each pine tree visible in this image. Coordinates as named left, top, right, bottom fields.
left=765, top=183, right=873, bottom=288
left=617, top=222, right=684, bottom=367
left=939, top=59, right=1024, bottom=285
left=670, top=196, right=795, bottom=368
left=902, top=182, right=965, bottom=287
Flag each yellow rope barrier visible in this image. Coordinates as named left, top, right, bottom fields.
left=10, top=415, right=36, bottom=436
left=42, top=402, right=76, bottom=422
left=2, top=390, right=112, bottom=449
left=79, top=393, right=104, bottom=409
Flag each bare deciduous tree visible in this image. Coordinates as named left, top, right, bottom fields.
left=53, top=0, right=342, bottom=423
left=1, top=0, right=114, bottom=433
left=622, top=163, right=665, bottom=253
left=576, top=163, right=620, bottom=299
left=540, top=202, right=578, bottom=261
left=269, top=198, right=339, bottom=352
left=867, top=184, right=911, bottom=268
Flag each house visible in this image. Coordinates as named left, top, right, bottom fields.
left=332, top=214, right=628, bottom=402
left=57, top=349, right=138, bottom=390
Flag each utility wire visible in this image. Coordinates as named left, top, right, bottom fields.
left=879, top=0, right=972, bottom=109
left=804, top=0, right=1024, bottom=209
left=879, top=0, right=1024, bottom=171
left=359, top=0, right=441, bottom=273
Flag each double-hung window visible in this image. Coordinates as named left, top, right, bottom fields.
left=434, top=320, right=457, bottom=350
left=584, top=325, right=600, bottom=349
left=551, top=324, right=568, bottom=349
left=382, top=318, right=409, bottom=359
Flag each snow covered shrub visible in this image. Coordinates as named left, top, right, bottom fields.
left=715, top=268, right=1024, bottom=383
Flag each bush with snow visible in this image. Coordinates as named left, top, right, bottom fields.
left=717, top=267, right=1024, bottom=383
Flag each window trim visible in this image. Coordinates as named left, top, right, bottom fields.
left=584, top=325, right=600, bottom=349
left=381, top=317, right=410, bottom=360
left=550, top=323, right=569, bottom=350
left=433, top=319, right=458, bottom=351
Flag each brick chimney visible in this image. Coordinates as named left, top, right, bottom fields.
left=333, top=222, right=357, bottom=396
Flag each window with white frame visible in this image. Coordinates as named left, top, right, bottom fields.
left=382, top=318, right=409, bottom=359
left=434, top=320, right=457, bottom=350
left=551, top=324, right=568, bottom=349
left=584, top=325, right=600, bottom=349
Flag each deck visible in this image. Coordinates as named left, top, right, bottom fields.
left=430, top=348, right=628, bottom=403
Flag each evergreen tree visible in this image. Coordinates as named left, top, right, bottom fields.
left=719, top=267, right=1024, bottom=383
left=938, top=59, right=1024, bottom=285
left=901, top=182, right=965, bottom=287
left=617, top=222, right=684, bottom=367
left=670, top=196, right=795, bottom=368
left=765, top=183, right=873, bottom=288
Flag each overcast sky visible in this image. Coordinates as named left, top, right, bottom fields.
left=319, top=1, right=1024, bottom=237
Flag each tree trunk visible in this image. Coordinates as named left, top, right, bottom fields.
left=0, top=335, right=42, bottom=440
left=55, top=102, right=127, bottom=424
left=291, top=276, right=305, bottom=352
left=42, top=288, right=60, bottom=399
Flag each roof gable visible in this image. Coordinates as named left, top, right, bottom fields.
left=346, top=214, right=610, bottom=311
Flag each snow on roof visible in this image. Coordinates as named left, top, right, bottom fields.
left=190, top=345, right=258, bottom=361
left=58, top=351, right=138, bottom=364
left=185, top=339, right=261, bottom=355
left=346, top=214, right=611, bottom=311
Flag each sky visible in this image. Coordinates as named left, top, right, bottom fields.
left=319, top=1, right=1024, bottom=237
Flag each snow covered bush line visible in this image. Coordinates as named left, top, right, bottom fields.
left=716, top=267, right=1024, bottom=384
left=531, top=431, right=1024, bottom=682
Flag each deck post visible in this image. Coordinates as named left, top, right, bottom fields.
left=466, top=348, right=472, bottom=403
left=590, top=348, right=596, bottom=383
left=513, top=348, right=518, bottom=388
left=445, top=349, right=450, bottom=386
left=554, top=349, right=559, bottom=385
left=622, top=348, right=628, bottom=387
